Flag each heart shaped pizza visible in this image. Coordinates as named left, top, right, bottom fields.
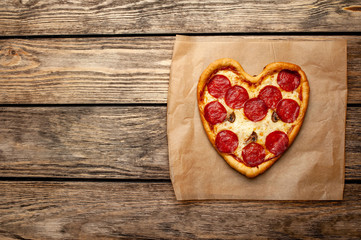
left=197, top=58, right=309, bottom=178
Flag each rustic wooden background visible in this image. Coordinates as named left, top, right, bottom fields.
left=0, top=0, right=361, bottom=239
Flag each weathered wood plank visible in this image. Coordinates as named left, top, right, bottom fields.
left=0, top=181, right=360, bottom=239
left=0, top=106, right=359, bottom=180
left=345, top=107, right=361, bottom=180
left=0, top=106, right=169, bottom=179
left=0, top=0, right=361, bottom=36
left=0, top=36, right=173, bottom=104
left=0, top=36, right=360, bottom=104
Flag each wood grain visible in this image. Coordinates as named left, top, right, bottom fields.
left=0, top=0, right=361, bottom=36
left=0, top=106, right=169, bottom=179
left=0, top=106, right=359, bottom=180
left=0, top=37, right=173, bottom=104
left=345, top=107, right=361, bottom=179
left=0, top=1, right=359, bottom=239
left=0, top=36, right=361, bottom=104
left=0, top=181, right=360, bottom=239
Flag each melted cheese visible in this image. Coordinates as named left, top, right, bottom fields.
left=201, top=70, right=301, bottom=160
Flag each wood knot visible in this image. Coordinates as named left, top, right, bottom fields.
left=19, top=0, right=39, bottom=6
left=343, top=6, right=361, bottom=12
left=0, top=46, right=40, bottom=71
left=0, top=47, right=21, bottom=67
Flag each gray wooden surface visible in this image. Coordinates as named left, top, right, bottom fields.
left=1, top=182, right=360, bottom=239
left=1, top=36, right=361, bottom=104
left=1, top=0, right=361, bottom=35
left=0, top=0, right=360, bottom=239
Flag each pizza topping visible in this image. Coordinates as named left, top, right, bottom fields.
left=215, top=130, right=239, bottom=153
left=245, top=131, right=258, bottom=145
left=226, top=112, right=236, bottom=123
left=277, top=69, right=301, bottom=92
left=276, top=99, right=300, bottom=123
left=271, top=111, right=280, bottom=122
left=242, top=142, right=266, bottom=167
left=204, top=101, right=227, bottom=125
left=198, top=59, right=309, bottom=177
left=258, top=85, right=282, bottom=109
left=207, top=75, right=231, bottom=98
left=266, top=131, right=289, bottom=156
left=244, top=98, right=268, bottom=122
left=225, top=85, right=249, bottom=109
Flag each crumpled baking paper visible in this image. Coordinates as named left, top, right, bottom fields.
left=167, top=35, right=346, bottom=200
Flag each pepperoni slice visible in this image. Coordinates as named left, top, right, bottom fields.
left=204, top=101, right=227, bottom=125
left=215, top=130, right=238, bottom=153
left=244, top=98, right=268, bottom=122
left=276, top=99, right=300, bottom=123
left=258, top=85, right=282, bottom=109
left=277, top=69, right=301, bottom=92
left=266, top=131, right=289, bottom=156
left=242, top=142, right=266, bottom=167
left=225, top=85, right=249, bottom=109
left=207, top=75, right=232, bottom=98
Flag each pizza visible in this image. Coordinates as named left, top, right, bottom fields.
left=197, top=58, right=309, bottom=178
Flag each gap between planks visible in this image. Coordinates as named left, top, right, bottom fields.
left=0, top=176, right=171, bottom=183
left=0, top=176, right=359, bottom=185
left=0, top=32, right=360, bottom=40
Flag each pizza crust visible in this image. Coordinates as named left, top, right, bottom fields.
left=197, top=58, right=310, bottom=178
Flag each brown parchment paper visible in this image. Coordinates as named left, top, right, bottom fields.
left=167, top=35, right=347, bottom=200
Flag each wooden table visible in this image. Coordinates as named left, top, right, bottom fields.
left=0, top=1, right=360, bottom=239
